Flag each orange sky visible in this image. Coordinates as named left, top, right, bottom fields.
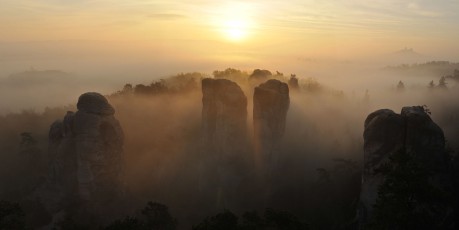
left=1, top=0, right=459, bottom=68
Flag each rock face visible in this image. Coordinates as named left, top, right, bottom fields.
left=73, top=93, right=124, bottom=202
left=253, top=79, right=289, bottom=174
left=39, top=92, right=124, bottom=224
left=202, top=78, right=248, bottom=156
left=201, top=78, right=248, bottom=208
left=360, top=106, right=448, bottom=225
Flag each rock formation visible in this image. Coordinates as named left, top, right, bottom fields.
left=34, top=92, right=124, bottom=226
left=360, top=106, right=449, bottom=226
left=253, top=79, right=289, bottom=175
left=73, top=92, right=124, bottom=202
left=288, top=74, right=299, bottom=91
left=202, top=78, right=248, bottom=157
left=201, top=78, right=248, bottom=208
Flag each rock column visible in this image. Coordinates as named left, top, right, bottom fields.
left=253, top=79, right=289, bottom=175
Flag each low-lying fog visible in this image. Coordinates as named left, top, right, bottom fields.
left=1, top=41, right=459, bottom=228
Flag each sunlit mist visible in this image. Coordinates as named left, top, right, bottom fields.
left=2, top=1, right=459, bottom=229
left=211, top=2, right=255, bottom=42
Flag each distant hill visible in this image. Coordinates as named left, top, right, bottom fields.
left=380, top=47, right=427, bottom=65
left=383, top=61, right=459, bottom=78
left=392, top=47, right=422, bottom=57
left=2, top=69, right=74, bottom=86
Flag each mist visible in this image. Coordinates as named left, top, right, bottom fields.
left=1, top=56, right=459, bottom=228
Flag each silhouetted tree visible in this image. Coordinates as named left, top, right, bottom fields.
left=192, top=210, right=238, bottom=230
left=288, top=74, right=299, bottom=91
left=18, top=131, right=42, bottom=172
left=192, top=209, right=309, bottom=230
left=19, top=132, right=36, bottom=150
left=302, top=78, right=321, bottom=93
left=438, top=76, right=448, bottom=89
left=140, top=202, right=177, bottom=230
left=250, top=69, right=272, bottom=81
left=263, top=209, right=308, bottom=230
left=0, top=201, right=26, bottom=230
left=454, top=69, right=459, bottom=78
left=368, top=149, right=452, bottom=229
left=428, top=80, right=435, bottom=89
left=239, top=211, right=264, bottom=230
left=105, top=217, right=143, bottom=230
left=213, top=68, right=244, bottom=78
left=316, top=168, right=330, bottom=183
left=122, top=84, right=133, bottom=94
left=104, top=202, right=177, bottom=230
left=396, top=81, right=405, bottom=91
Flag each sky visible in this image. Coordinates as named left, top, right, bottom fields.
left=1, top=0, right=459, bottom=76
left=1, top=0, right=459, bottom=112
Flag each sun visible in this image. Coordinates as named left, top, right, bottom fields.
left=224, top=19, right=248, bottom=40
left=213, top=2, right=255, bottom=42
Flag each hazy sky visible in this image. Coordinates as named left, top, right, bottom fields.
left=1, top=0, right=459, bottom=81
left=2, top=0, right=459, bottom=54
left=1, top=0, right=459, bottom=112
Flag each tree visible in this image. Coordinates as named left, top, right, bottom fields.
left=438, top=76, right=448, bottom=89
left=213, top=68, right=243, bottom=78
left=104, top=217, right=143, bottom=230
left=19, top=132, right=36, bottom=150
left=396, top=81, right=405, bottom=91
left=192, top=209, right=309, bottom=230
left=104, top=202, right=177, bottom=230
left=192, top=210, right=238, bottom=230
left=140, top=202, right=177, bottom=230
left=0, top=201, right=26, bottom=230
left=288, top=74, right=299, bottom=90
left=368, top=149, right=452, bottom=229
left=428, top=80, right=435, bottom=89
left=263, top=209, right=308, bottom=230
left=122, top=84, right=133, bottom=94
left=250, top=69, right=272, bottom=80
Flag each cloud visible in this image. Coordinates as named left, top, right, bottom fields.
left=407, top=2, right=441, bottom=17
left=147, top=13, right=187, bottom=20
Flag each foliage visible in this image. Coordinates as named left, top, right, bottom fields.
left=0, top=200, right=26, bottom=230
left=307, top=158, right=361, bottom=229
left=104, top=216, right=144, bottom=230
left=140, top=202, right=177, bottom=230
left=421, top=105, right=431, bottom=115
left=192, top=210, right=239, bottom=230
left=104, top=202, right=177, bottom=230
left=300, top=77, right=322, bottom=93
left=428, top=80, right=435, bottom=89
left=368, top=149, right=452, bottom=229
left=213, top=68, right=250, bottom=85
left=288, top=74, right=299, bottom=90
left=192, top=209, right=309, bottom=230
left=438, top=76, right=448, bottom=89
left=396, top=81, right=405, bottom=91
left=250, top=69, right=272, bottom=80
left=111, top=72, right=202, bottom=97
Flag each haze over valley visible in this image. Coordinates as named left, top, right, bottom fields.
left=1, top=1, right=459, bottom=229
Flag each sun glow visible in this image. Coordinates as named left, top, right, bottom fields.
left=224, top=19, right=248, bottom=40
left=213, top=2, right=256, bottom=42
